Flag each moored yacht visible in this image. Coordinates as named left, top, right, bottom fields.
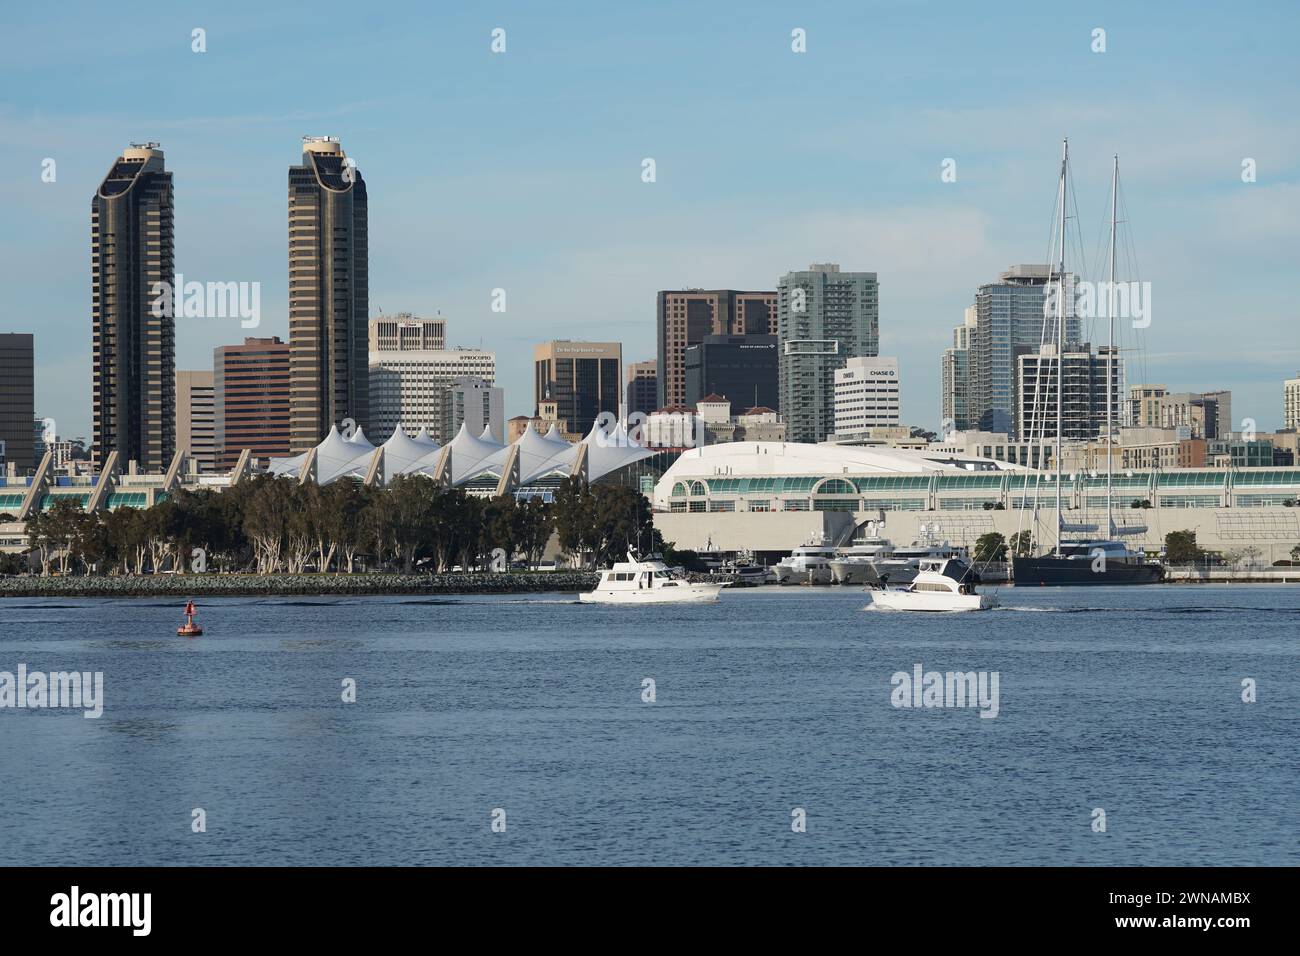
left=771, top=541, right=837, bottom=585
left=580, top=552, right=724, bottom=604
left=867, top=557, right=997, bottom=612
left=828, top=537, right=894, bottom=585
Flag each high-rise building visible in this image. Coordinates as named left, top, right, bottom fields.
left=91, top=143, right=175, bottom=470
left=214, top=337, right=291, bottom=469
left=1126, top=384, right=1167, bottom=428
left=940, top=307, right=977, bottom=432
left=777, top=264, right=879, bottom=443
left=1286, top=374, right=1300, bottom=431
left=534, top=340, right=621, bottom=435
left=684, top=334, right=779, bottom=411
left=834, top=356, right=901, bottom=439
left=1015, top=344, right=1123, bottom=442
left=175, top=370, right=216, bottom=472
left=656, top=290, right=777, bottom=408
left=626, top=360, right=658, bottom=418
left=445, top=378, right=504, bottom=443
left=958, top=264, right=1081, bottom=437
left=289, top=136, right=368, bottom=452
left=368, top=314, right=445, bottom=353
left=0, top=334, right=35, bottom=471
left=1158, top=390, right=1231, bottom=440
left=369, top=348, right=496, bottom=442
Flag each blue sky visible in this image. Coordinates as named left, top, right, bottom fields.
left=2, top=0, right=1297, bottom=439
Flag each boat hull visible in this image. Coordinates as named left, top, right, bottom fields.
left=828, top=561, right=882, bottom=586
left=1012, top=556, right=1165, bottom=586
left=579, top=584, right=723, bottom=604
left=868, top=590, right=995, bottom=612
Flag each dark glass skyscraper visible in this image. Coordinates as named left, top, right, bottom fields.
left=288, top=136, right=369, bottom=452
left=0, top=333, right=35, bottom=471
left=91, top=143, right=175, bottom=469
left=684, top=334, right=778, bottom=411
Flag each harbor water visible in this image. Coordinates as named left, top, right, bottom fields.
left=0, top=585, right=1295, bottom=866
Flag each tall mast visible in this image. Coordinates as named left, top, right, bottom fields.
left=1106, top=155, right=1118, bottom=539
left=1055, top=138, right=1067, bottom=556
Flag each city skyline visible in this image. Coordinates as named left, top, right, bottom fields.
left=2, top=1, right=1299, bottom=440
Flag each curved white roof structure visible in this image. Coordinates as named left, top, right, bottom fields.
left=653, top=441, right=1029, bottom=510
left=266, top=419, right=656, bottom=490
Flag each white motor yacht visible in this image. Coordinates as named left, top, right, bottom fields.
left=580, top=552, right=724, bottom=604
left=871, top=540, right=968, bottom=586
left=867, top=557, right=997, bottom=612
left=829, top=537, right=894, bottom=585
left=771, top=543, right=837, bottom=585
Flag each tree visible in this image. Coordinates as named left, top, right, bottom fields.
left=1164, top=529, right=1203, bottom=565
left=973, top=531, right=1007, bottom=563
left=1291, top=544, right=1300, bottom=563
left=1009, top=530, right=1034, bottom=558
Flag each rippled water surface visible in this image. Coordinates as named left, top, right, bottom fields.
left=0, top=584, right=1296, bottom=865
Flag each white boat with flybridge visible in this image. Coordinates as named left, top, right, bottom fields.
left=828, top=527, right=894, bottom=585
left=867, top=557, right=998, bottom=612
left=870, top=527, right=968, bottom=587
left=580, top=551, right=724, bottom=604
left=771, top=537, right=837, bottom=585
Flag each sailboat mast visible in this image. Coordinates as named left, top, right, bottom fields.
left=1106, top=155, right=1118, bottom=538
left=1055, top=138, right=1067, bottom=556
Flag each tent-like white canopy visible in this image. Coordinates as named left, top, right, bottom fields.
left=265, top=418, right=656, bottom=489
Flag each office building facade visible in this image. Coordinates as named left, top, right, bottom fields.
left=91, top=143, right=175, bottom=469
left=175, top=370, right=216, bottom=471
left=368, top=313, right=445, bottom=353
left=777, top=264, right=879, bottom=444
left=834, top=356, right=901, bottom=439
left=369, top=348, right=496, bottom=442
left=656, top=289, right=777, bottom=409
left=214, top=337, right=291, bottom=469
left=445, top=378, right=505, bottom=443
left=0, top=334, right=35, bottom=471
left=534, top=340, right=621, bottom=435
left=952, top=264, right=1081, bottom=438
left=683, top=334, right=778, bottom=411
left=625, top=360, right=658, bottom=418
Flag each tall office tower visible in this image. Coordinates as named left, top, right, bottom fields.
left=369, top=348, right=496, bottom=442
left=656, top=289, right=777, bottom=408
left=288, top=136, right=369, bottom=453
left=964, top=264, right=1081, bottom=437
left=684, top=334, right=779, bottom=411
left=0, top=334, right=35, bottom=471
left=1015, top=344, right=1123, bottom=442
left=1126, top=384, right=1167, bottom=428
left=1286, top=375, right=1300, bottom=431
left=445, top=378, right=505, bottom=443
left=834, top=357, right=901, bottom=438
left=625, top=360, right=658, bottom=418
left=368, top=313, right=445, bottom=353
left=941, top=307, right=977, bottom=432
left=91, top=143, right=175, bottom=470
left=777, top=264, right=879, bottom=444
left=175, top=370, right=216, bottom=472
left=214, top=337, right=291, bottom=469
left=534, top=341, right=621, bottom=435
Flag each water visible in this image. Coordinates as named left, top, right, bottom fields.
left=0, top=585, right=1295, bottom=866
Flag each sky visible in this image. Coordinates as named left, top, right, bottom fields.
left=2, top=0, right=1298, bottom=441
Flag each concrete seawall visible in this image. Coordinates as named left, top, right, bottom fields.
left=0, top=572, right=601, bottom=598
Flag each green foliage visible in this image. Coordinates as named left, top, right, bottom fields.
left=1164, top=529, right=1203, bottom=564
left=973, top=531, right=1008, bottom=563
left=1008, top=530, right=1034, bottom=558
